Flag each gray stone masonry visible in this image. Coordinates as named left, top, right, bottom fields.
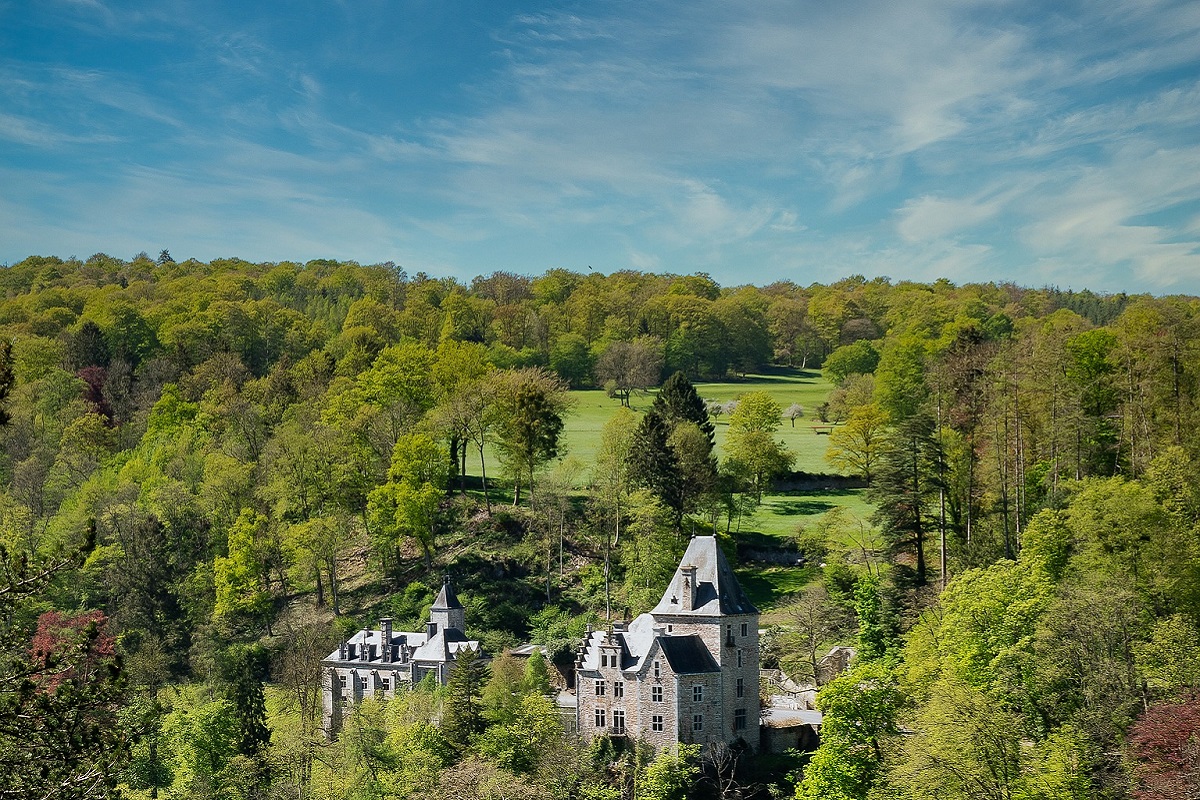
left=575, top=535, right=761, bottom=752
left=321, top=576, right=483, bottom=737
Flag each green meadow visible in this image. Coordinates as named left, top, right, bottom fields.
left=556, top=367, right=835, bottom=472
left=473, top=368, right=877, bottom=612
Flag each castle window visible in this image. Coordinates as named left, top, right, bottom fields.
left=613, top=709, right=626, bottom=733
left=653, top=660, right=661, bottom=678
left=339, top=675, right=347, bottom=689
left=601, top=653, right=608, bottom=667
left=614, top=681, right=624, bottom=698
left=693, top=714, right=703, bottom=732
left=693, top=685, right=704, bottom=702
left=652, top=685, right=663, bottom=702
left=652, top=715, right=664, bottom=732
left=741, top=622, right=749, bottom=637
left=595, top=679, right=606, bottom=697
left=737, top=677, right=745, bottom=698
left=381, top=677, right=391, bottom=691
left=737, top=650, right=743, bottom=668
left=595, top=708, right=606, bottom=728
left=735, top=709, right=747, bottom=730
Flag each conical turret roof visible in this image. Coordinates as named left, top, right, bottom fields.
left=650, top=535, right=758, bottom=616
left=432, top=575, right=463, bottom=610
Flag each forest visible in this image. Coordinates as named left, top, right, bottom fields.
left=1, top=251, right=1198, bottom=800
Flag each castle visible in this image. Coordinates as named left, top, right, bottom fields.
left=322, top=536, right=762, bottom=752
left=575, top=535, right=761, bottom=751
left=320, top=576, right=484, bottom=735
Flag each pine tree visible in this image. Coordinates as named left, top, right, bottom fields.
left=221, top=644, right=271, bottom=793
left=629, top=409, right=684, bottom=527
left=869, top=412, right=944, bottom=586
left=652, top=371, right=715, bottom=447
left=442, top=647, right=489, bottom=750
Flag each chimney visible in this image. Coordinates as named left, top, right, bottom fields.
left=681, top=564, right=698, bottom=611
left=338, top=640, right=348, bottom=660
left=380, top=619, right=393, bottom=663
left=426, top=620, right=437, bottom=638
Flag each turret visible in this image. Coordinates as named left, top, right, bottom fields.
left=429, top=574, right=466, bottom=632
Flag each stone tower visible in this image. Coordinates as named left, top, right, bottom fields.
left=429, top=574, right=465, bottom=634
left=575, top=535, right=760, bottom=751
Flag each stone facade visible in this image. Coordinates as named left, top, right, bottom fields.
left=575, top=535, right=761, bottom=751
left=321, top=577, right=483, bottom=736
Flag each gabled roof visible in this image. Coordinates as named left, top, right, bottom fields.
left=413, top=627, right=476, bottom=663
left=659, top=635, right=720, bottom=674
left=650, top=535, right=758, bottom=616
left=432, top=576, right=463, bottom=610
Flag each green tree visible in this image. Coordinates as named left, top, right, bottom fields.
left=220, top=644, right=271, bottom=791
left=0, top=340, right=13, bottom=427
left=870, top=412, right=943, bottom=585
left=490, top=368, right=570, bottom=506
left=476, top=693, right=564, bottom=774
left=824, top=339, right=880, bottom=384
left=367, top=432, right=449, bottom=570
left=796, top=661, right=901, bottom=800
left=653, top=371, right=716, bottom=445
left=481, top=652, right=527, bottom=726
left=638, top=743, right=700, bottom=800
left=825, top=403, right=887, bottom=486
left=442, top=647, right=489, bottom=751
left=523, top=650, right=552, bottom=695
left=549, top=332, right=594, bottom=388
left=874, top=334, right=929, bottom=421
left=629, top=409, right=684, bottom=527
left=725, top=391, right=794, bottom=502
left=890, top=678, right=1027, bottom=800
left=212, top=509, right=272, bottom=629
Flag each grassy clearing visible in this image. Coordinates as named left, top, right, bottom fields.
left=742, top=489, right=877, bottom=543
left=548, top=367, right=838, bottom=478
left=460, top=368, right=878, bottom=613
left=735, top=564, right=819, bottom=612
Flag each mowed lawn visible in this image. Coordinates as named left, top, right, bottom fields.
left=464, top=368, right=878, bottom=612
left=557, top=367, right=838, bottom=474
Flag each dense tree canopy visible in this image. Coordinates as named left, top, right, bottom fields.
left=2, top=254, right=1199, bottom=799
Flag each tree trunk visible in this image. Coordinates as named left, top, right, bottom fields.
left=477, top=443, right=491, bottom=516
left=328, top=555, right=340, bottom=616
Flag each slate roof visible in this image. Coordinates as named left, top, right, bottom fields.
left=658, top=634, right=720, bottom=674
left=432, top=576, right=462, bottom=610
left=650, top=535, right=758, bottom=616
left=412, top=627, right=477, bottom=663
left=321, top=627, right=428, bottom=665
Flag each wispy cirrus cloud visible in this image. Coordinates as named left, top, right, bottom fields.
left=2, top=0, right=1200, bottom=294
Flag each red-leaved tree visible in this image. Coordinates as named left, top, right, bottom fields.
left=28, top=609, right=117, bottom=691
left=1129, top=692, right=1200, bottom=800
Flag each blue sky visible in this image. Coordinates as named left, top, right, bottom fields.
left=2, top=0, right=1200, bottom=294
